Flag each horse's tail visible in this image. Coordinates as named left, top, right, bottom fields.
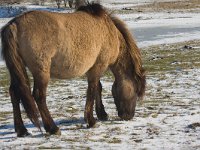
left=111, top=16, right=146, bottom=100
left=1, top=21, right=41, bottom=129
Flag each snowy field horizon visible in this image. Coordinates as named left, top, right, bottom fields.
left=0, top=0, right=200, bottom=62
left=0, top=0, right=200, bottom=149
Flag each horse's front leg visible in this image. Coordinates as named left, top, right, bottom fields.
left=84, top=80, right=108, bottom=127
left=85, top=63, right=109, bottom=127
left=33, top=73, right=60, bottom=135
left=84, top=80, right=97, bottom=128
left=95, top=81, right=108, bottom=121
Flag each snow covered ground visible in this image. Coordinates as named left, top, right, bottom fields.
left=0, top=65, right=200, bottom=149
left=0, top=63, right=200, bottom=149
left=0, top=0, right=200, bottom=149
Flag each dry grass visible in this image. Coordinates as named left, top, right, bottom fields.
left=113, top=0, right=200, bottom=14
left=134, top=0, right=200, bottom=12
left=141, top=40, right=200, bottom=73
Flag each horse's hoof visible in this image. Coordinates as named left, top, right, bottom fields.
left=47, top=128, right=61, bottom=136
left=54, top=128, right=61, bottom=136
left=87, top=118, right=96, bottom=128
left=98, top=115, right=108, bottom=121
left=17, top=131, right=32, bottom=137
left=97, top=111, right=108, bottom=121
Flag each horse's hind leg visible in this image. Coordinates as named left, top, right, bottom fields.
left=9, top=85, right=30, bottom=137
left=32, top=73, right=60, bottom=135
left=95, top=81, right=108, bottom=121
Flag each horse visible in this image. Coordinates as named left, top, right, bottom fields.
left=1, top=3, right=146, bottom=137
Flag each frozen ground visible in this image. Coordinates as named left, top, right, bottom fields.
left=0, top=0, right=200, bottom=149
left=1, top=59, right=200, bottom=149
left=0, top=64, right=200, bottom=149
left=0, top=0, right=200, bottom=60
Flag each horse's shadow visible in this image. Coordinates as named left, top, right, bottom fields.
left=0, top=117, right=86, bottom=139
left=0, top=117, right=124, bottom=139
left=57, top=117, right=85, bottom=126
left=0, top=122, right=35, bottom=139
left=0, top=117, right=126, bottom=141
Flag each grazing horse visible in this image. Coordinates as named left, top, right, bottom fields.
left=1, top=3, right=146, bottom=137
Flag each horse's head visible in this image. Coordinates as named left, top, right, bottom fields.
left=110, top=13, right=146, bottom=121
left=112, top=79, right=137, bottom=120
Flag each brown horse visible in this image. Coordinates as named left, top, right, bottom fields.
left=1, top=3, right=146, bottom=137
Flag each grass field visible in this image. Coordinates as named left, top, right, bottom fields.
left=0, top=40, right=200, bottom=149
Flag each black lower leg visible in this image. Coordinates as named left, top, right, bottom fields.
left=10, top=87, right=30, bottom=137
left=84, top=82, right=97, bottom=128
left=33, top=86, right=60, bottom=135
left=95, top=81, right=108, bottom=121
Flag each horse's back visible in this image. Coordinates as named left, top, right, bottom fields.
left=8, top=10, right=120, bottom=79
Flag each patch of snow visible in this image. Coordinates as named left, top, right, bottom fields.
left=137, top=31, right=200, bottom=47
left=121, top=12, right=200, bottom=29
left=116, top=12, right=200, bottom=47
left=0, top=67, right=200, bottom=149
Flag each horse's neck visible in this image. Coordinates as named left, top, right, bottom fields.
left=110, top=46, right=134, bottom=81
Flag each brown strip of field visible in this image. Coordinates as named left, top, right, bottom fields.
left=133, top=0, right=200, bottom=13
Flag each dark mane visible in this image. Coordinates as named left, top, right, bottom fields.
left=110, top=16, right=146, bottom=99
left=76, top=3, right=107, bottom=17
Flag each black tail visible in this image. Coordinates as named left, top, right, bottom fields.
left=1, top=21, right=41, bottom=129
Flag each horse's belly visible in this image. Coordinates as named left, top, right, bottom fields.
left=50, top=46, right=100, bottom=79
left=50, top=60, right=93, bottom=79
left=50, top=66, right=87, bottom=79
